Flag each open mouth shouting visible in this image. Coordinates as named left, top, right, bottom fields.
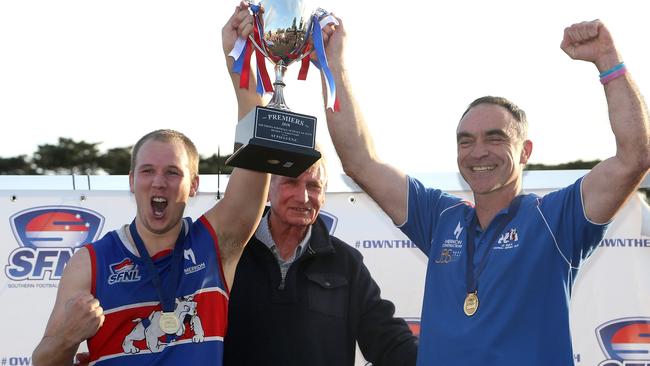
left=151, top=196, right=168, bottom=218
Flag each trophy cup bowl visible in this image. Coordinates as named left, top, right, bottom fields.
left=226, top=0, right=322, bottom=177
left=254, top=1, right=312, bottom=65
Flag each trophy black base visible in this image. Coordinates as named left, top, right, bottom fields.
left=226, top=138, right=321, bottom=177
left=226, top=106, right=321, bottom=177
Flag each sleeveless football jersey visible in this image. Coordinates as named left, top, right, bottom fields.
left=86, top=216, right=228, bottom=366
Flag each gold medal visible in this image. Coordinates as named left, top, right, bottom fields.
left=159, top=312, right=180, bottom=334
left=463, top=291, right=479, bottom=316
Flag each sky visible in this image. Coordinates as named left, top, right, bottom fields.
left=0, top=0, right=648, bottom=175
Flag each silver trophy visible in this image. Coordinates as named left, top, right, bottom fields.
left=226, top=0, right=323, bottom=177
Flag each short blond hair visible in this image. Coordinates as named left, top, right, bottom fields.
left=130, top=129, right=199, bottom=179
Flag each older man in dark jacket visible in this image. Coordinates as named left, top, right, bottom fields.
left=223, top=156, right=418, bottom=366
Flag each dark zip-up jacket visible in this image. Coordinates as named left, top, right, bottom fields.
left=224, top=214, right=418, bottom=366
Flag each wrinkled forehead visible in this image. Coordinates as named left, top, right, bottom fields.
left=272, top=162, right=327, bottom=185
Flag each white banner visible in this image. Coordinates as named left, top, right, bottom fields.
left=1, top=176, right=648, bottom=366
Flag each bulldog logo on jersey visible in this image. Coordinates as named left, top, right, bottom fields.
left=596, top=318, right=650, bottom=366
left=6, top=206, right=105, bottom=281
left=108, top=258, right=142, bottom=285
left=122, top=295, right=205, bottom=354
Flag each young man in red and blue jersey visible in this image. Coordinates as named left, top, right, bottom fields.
left=32, top=4, right=269, bottom=366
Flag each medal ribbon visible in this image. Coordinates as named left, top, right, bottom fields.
left=465, top=195, right=523, bottom=295
left=129, top=219, right=185, bottom=318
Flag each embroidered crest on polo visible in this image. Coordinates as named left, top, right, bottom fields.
left=494, top=228, right=520, bottom=250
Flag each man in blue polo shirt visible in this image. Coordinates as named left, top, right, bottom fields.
left=319, top=18, right=650, bottom=365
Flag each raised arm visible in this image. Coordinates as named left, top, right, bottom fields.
left=561, top=20, right=650, bottom=223
left=322, top=18, right=409, bottom=225
left=32, top=248, right=104, bottom=366
left=204, top=2, right=270, bottom=290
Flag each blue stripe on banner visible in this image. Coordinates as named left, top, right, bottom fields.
left=52, top=221, right=88, bottom=226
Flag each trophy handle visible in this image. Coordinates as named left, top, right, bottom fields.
left=247, top=34, right=271, bottom=60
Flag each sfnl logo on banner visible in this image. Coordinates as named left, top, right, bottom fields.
left=5, top=206, right=104, bottom=281
left=597, top=318, right=650, bottom=366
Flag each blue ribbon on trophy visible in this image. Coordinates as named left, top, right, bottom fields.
left=310, top=11, right=339, bottom=111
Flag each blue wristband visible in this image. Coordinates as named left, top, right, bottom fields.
left=599, top=62, right=625, bottom=78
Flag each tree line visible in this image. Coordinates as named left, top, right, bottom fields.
left=0, top=137, right=233, bottom=175
left=1, top=137, right=606, bottom=175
